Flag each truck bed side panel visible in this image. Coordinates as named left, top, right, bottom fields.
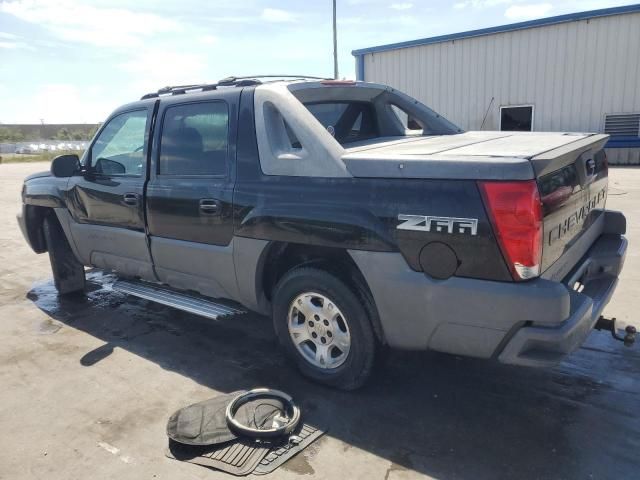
left=232, top=176, right=511, bottom=282
left=234, top=87, right=511, bottom=282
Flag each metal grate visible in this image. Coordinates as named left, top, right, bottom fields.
left=604, top=113, right=640, bottom=137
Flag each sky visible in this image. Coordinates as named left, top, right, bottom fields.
left=0, top=0, right=637, bottom=124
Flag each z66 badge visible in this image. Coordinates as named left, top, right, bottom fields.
left=397, top=215, right=478, bottom=235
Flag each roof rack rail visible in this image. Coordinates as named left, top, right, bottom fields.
left=140, top=83, right=219, bottom=100
left=217, top=74, right=328, bottom=85
left=140, top=75, right=328, bottom=100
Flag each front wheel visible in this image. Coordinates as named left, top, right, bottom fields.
left=43, top=214, right=85, bottom=295
left=272, top=267, right=376, bottom=390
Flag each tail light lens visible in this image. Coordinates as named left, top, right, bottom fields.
left=479, top=180, right=543, bottom=281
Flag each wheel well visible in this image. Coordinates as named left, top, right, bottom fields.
left=24, top=205, right=52, bottom=253
left=261, top=242, right=386, bottom=344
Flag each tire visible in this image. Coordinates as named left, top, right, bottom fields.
left=272, top=267, right=376, bottom=390
left=43, top=214, right=85, bottom=295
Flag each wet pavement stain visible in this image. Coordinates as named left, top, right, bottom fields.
left=38, top=318, right=61, bottom=334
left=280, top=450, right=316, bottom=475
left=97, top=403, right=167, bottom=445
left=384, top=449, right=414, bottom=480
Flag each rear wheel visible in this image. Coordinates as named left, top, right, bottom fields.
left=272, top=267, right=375, bottom=390
left=43, top=214, right=85, bottom=295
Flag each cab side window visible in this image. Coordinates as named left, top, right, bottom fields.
left=91, top=110, right=147, bottom=176
left=159, top=102, right=229, bottom=176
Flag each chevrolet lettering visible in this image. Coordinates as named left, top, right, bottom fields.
left=547, top=187, right=607, bottom=245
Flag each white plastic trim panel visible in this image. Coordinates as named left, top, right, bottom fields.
left=254, top=83, right=351, bottom=177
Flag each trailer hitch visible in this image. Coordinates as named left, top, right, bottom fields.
left=595, top=316, right=637, bottom=347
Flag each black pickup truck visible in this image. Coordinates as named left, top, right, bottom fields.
left=17, top=76, right=628, bottom=389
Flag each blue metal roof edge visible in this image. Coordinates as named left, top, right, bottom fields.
left=606, top=137, right=640, bottom=149
left=352, top=4, right=640, bottom=56
left=355, top=55, right=365, bottom=81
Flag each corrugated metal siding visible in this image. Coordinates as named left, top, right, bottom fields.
left=362, top=12, right=640, bottom=163
left=605, top=147, right=640, bottom=165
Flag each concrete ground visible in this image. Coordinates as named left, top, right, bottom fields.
left=1, top=162, right=639, bottom=480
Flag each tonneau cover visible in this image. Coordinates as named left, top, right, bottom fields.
left=342, top=131, right=606, bottom=181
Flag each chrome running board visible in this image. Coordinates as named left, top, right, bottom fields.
left=113, top=279, right=246, bottom=319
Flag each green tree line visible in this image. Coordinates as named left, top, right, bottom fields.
left=0, top=125, right=100, bottom=143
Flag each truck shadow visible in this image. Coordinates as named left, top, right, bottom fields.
left=27, top=270, right=640, bottom=480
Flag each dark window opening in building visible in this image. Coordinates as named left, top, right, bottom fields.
left=500, top=105, right=533, bottom=131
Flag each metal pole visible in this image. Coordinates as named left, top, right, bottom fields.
left=333, top=0, right=338, bottom=79
left=480, top=97, right=495, bottom=130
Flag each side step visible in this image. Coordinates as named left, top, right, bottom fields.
left=113, top=279, right=246, bottom=320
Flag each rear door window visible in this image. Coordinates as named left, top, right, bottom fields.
left=303, top=101, right=378, bottom=145
left=159, top=101, right=228, bottom=176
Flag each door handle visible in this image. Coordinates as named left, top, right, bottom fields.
left=123, top=192, right=139, bottom=206
left=199, top=198, right=221, bottom=215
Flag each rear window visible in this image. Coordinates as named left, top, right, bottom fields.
left=303, top=101, right=378, bottom=145
left=159, top=101, right=228, bottom=176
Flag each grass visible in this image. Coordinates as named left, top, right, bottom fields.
left=0, top=150, right=84, bottom=164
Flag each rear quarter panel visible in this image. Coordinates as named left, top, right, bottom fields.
left=233, top=176, right=512, bottom=281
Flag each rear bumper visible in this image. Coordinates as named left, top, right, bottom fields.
left=349, top=210, right=627, bottom=365
left=498, top=232, right=627, bottom=367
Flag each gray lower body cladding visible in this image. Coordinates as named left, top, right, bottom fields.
left=48, top=206, right=626, bottom=367
left=51, top=209, right=269, bottom=312
left=54, top=208, right=156, bottom=280
left=349, top=215, right=627, bottom=366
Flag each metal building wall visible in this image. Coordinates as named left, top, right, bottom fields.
left=360, top=11, right=640, bottom=164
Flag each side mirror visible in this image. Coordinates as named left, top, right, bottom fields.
left=51, top=154, right=81, bottom=178
left=94, top=157, right=125, bottom=175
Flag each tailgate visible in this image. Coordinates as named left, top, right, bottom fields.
left=533, top=134, right=610, bottom=275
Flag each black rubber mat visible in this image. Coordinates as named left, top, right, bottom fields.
left=253, top=423, right=325, bottom=475
left=166, top=422, right=325, bottom=476
left=166, top=438, right=270, bottom=476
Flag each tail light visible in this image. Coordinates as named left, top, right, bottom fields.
left=479, top=180, right=543, bottom=281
